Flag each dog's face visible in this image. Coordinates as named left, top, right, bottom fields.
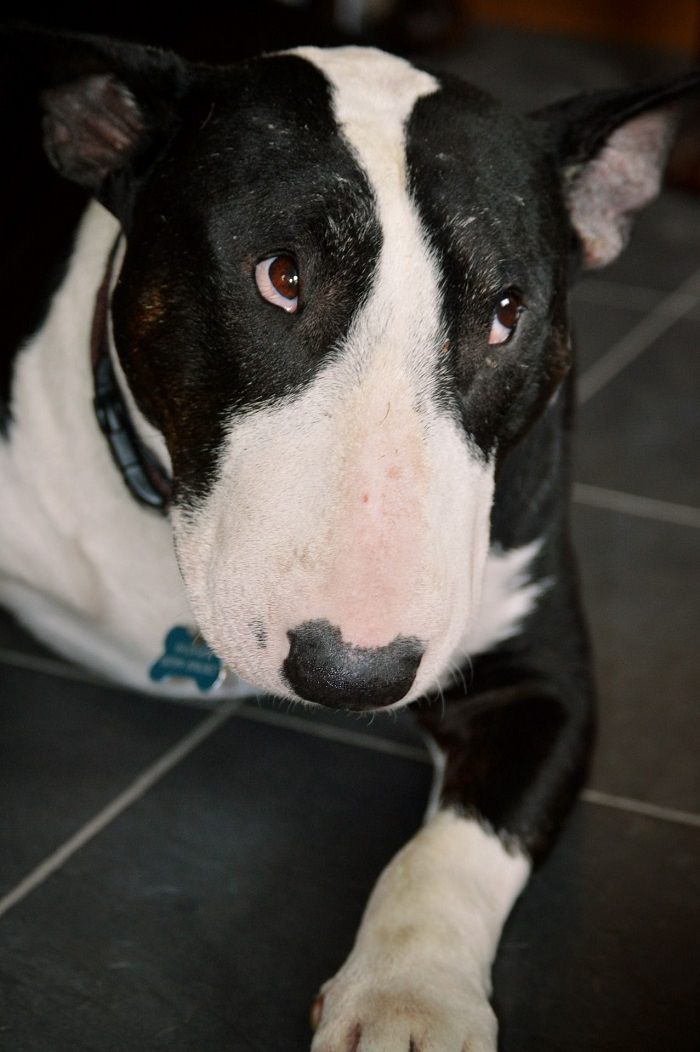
left=37, top=39, right=691, bottom=708
left=109, top=50, right=570, bottom=707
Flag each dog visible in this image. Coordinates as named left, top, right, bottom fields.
left=1, top=28, right=697, bottom=1051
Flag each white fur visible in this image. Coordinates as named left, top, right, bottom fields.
left=0, top=203, right=251, bottom=698
left=173, top=48, right=498, bottom=704
left=470, top=541, right=548, bottom=652
left=436, top=540, right=550, bottom=692
left=311, top=809, right=530, bottom=1052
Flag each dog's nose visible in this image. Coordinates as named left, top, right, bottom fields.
left=283, top=619, right=424, bottom=710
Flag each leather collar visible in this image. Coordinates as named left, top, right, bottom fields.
left=91, top=239, right=172, bottom=513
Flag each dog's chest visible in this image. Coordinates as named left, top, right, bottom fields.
left=0, top=205, right=197, bottom=693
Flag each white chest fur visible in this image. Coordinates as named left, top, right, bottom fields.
left=0, top=203, right=213, bottom=697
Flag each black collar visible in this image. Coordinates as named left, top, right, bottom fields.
left=92, top=240, right=173, bottom=513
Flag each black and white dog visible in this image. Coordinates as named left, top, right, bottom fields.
left=1, top=29, right=697, bottom=1050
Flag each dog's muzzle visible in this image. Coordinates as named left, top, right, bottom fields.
left=283, top=619, right=424, bottom=709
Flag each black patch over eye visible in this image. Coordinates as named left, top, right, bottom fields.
left=255, top=254, right=300, bottom=312
left=489, top=291, right=525, bottom=346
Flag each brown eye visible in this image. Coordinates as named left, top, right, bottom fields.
left=255, top=254, right=299, bottom=312
left=489, top=291, right=524, bottom=346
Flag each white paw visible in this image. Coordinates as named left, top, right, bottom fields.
left=307, top=813, right=528, bottom=1052
left=309, top=968, right=498, bottom=1052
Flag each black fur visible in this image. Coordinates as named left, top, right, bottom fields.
left=418, top=378, right=596, bottom=864
left=111, top=55, right=382, bottom=504
left=406, top=78, right=572, bottom=461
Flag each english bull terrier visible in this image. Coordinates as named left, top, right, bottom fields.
left=1, top=28, right=697, bottom=1051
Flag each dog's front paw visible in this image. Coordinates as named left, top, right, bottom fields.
left=310, top=969, right=497, bottom=1052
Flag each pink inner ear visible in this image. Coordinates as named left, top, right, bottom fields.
left=566, top=109, right=675, bottom=269
left=42, top=74, right=146, bottom=188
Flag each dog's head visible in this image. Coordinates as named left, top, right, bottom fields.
left=29, top=31, right=697, bottom=708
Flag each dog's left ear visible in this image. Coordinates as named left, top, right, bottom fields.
left=3, top=27, right=189, bottom=213
left=535, top=73, right=700, bottom=269
left=42, top=72, right=152, bottom=190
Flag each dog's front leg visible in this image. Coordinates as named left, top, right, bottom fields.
left=311, top=609, right=594, bottom=1051
left=311, top=808, right=526, bottom=1052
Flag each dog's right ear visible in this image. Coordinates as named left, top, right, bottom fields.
left=533, top=73, right=700, bottom=270
left=3, top=27, right=189, bottom=206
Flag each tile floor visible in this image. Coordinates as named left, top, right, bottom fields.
left=1, top=28, right=699, bottom=1052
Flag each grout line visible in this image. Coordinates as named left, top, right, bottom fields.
left=4, top=645, right=693, bottom=830
left=0, top=697, right=697, bottom=921
left=0, top=698, right=242, bottom=920
left=235, top=706, right=700, bottom=831
left=0, top=647, right=107, bottom=685
left=573, top=483, right=700, bottom=529
left=0, top=648, right=222, bottom=710
left=577, top=266, right=700, bottom=404
left=581, top=789, right=700, bottom=829
left=572, top=279, right=679, bottom=312
left=235, top=703, right=430, bottom=763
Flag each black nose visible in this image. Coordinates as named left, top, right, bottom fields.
left=283, top=619, right=424, bottom=710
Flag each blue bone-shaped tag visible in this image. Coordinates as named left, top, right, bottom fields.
left=149, top=626, right=224, bottom=692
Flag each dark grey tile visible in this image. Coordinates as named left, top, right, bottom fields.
left=495, top=802, right=700, bottom=1052
left=575, top=317, right=700, bottom=507
left=572, top=279, right=663, bottom=313
left=0, top=706, right=696, bottom=1052
left=570, top=298, right=648, bottom=374
left=0, top=665, right=204, bottom=895
left=572, top=504, right=700, bottom=814
left=0, top=715, right=432, bottom=1052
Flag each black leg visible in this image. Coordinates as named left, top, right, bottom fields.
left=417, top=569, right=596, bottom=865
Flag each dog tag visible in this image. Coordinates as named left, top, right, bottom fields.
left=149, top=626, right=225, bottom=692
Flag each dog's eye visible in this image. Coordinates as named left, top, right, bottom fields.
left=255, top=255, right=299, bottom=313
left=488, top=292, right=524, bottom=346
